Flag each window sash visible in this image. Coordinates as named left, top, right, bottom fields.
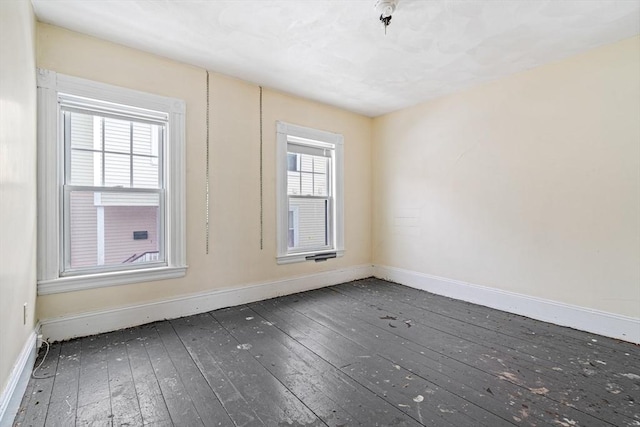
left=61, top=186, right=166, bottom=275
left=286, top=195, right=333, bottom=253
left=63, top=110, right=165, bottom=190
left=61, top=106, right=167, bottom=276
left=286, top=141, right=334, bottom=254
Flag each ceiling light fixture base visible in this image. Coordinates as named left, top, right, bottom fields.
left=374, top=0, right=399, bottom=34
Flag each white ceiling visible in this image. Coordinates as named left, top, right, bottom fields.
left=32, top=0, right=640, bottom=117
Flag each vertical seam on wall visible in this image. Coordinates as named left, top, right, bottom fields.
left=205, top=71, right=210, bottom=254
left=259, top=86, right=264, bottom=250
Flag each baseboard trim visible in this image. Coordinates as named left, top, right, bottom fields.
left=0, top=330, right=37, bottom=427
left=373, top=265, right=640, bottom=344
left=40, top=264, right=374, bottom=342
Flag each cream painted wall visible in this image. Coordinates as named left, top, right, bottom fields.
left=373, top=36, right=640, bottom=318
left=36, top=23, right=372, bottom=320
left=0, top=0, right=37, bottom=397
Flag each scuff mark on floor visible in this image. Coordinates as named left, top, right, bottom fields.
left=552, top=418, right=578, bottom=426
left=530, top=387, right=549, bottom=395
left=606, top=383, right=622, bottom=394
left=620, top=373, right=640, bottom=380
left=498, top=371, right=520, bottom=383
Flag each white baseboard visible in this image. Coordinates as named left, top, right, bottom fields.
left=374, top=265, right=640, bottom=344
left=40, top=264, right=374, bottom=342
left=0, top=330, right=37, bottom=427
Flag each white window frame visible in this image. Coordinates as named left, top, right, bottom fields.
left=276, top=121, right=344, bottom=264
left=36, top=69, right=187, bottom=294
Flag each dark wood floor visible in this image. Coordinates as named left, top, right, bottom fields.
left=14, top=278, right=640, bottom=426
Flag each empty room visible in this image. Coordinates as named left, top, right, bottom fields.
left=1, top=0, right=639, bottom=426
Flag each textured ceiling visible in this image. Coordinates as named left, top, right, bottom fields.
left=32, top=0, right=640, bottom=117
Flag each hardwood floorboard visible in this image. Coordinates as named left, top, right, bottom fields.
left=219, top=304, right=422, bottom=426
left=170, top=314, right=267, bottom=426
left=282, top=287, right=617, bottom=426
left=105, top=330, right=143, bottom=426
left=123, top=326, right=173, bottom=426
left=370, top=280, right=638, bottom=358
left=75, top=335, right=111, bottom=426
left=137, top=322, right=204, bottom=426
left=14, top=278, right=640, bottom=426
left=251, top=297, right=536, bottom=426
left=154, top=321, right=233, bottom=426
left=14, top=342, right=61, bottom=426
left=341, top=281, right=640, bottom=412
left=269, top=291, right=556, bottom=426
left=250, top=297, right=528, bottom=426
left=328, top=281, right=639, bottom=423
left=349, top=279, right=640, bottom=369
left=210, top=307, right=330, bottom=426
left=43, top=338, right=82, bottom=426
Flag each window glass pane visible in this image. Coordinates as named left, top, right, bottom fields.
left=288, top=153, right=329, bottom=197
left=68, top=191, right=99, bottom=269
left=70, top=149, right=102, bottom=186
left=69, top=112, right=96, bottom=150
left=288, top=197, right=328, bottom=250
left=68, top=191, right=161, bottom=270
left=314, top=172, right=327, bottom=197
left=288, top=229, right=295, bottom=248
left=287, top=153, right=298, bottom=171
left=300, top=154, right=313, bottom=172
left=314, top=156, right=329, bottom=196
left=104, top=118, right=131, bottom=153
left=104, top=153, right=131, bottom=187
left=288, top=210, right=295, bottom=248
left=301, top=170, right=314, bottom=195
left=132, top=123, right=153, bottom=156
left=133, top=156, right=159, bottom=188
left=287, top=171, right=301, bottom=195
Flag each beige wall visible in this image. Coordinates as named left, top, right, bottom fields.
left=31, top=22, right=639, bottom=330
left=373, top=36, right=640, bottom=318
left=36, top=23, right=372, bottom=320
left=0, top=0, right=37, bottom=397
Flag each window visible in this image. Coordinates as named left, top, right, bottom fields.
left=37, top=70, right=186, bottom=294
left=276, top=122, right=344, bottom=264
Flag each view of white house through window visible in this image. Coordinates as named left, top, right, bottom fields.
left=65, top=110, right=164, bottom=271
left=276, top=122, right=344, bottom=264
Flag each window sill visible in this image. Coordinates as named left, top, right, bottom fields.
left=277, top=250, right=344, bottom=265
left=37, top=266, right=187, bottom=295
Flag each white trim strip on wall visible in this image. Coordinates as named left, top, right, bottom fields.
left=0, top=330, right=37, bottom=427
left=40, top=264, right=374, bottom=342
left=374, top=265, right=640, bottom=344
left=38, top=263, right=639, bottom=345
